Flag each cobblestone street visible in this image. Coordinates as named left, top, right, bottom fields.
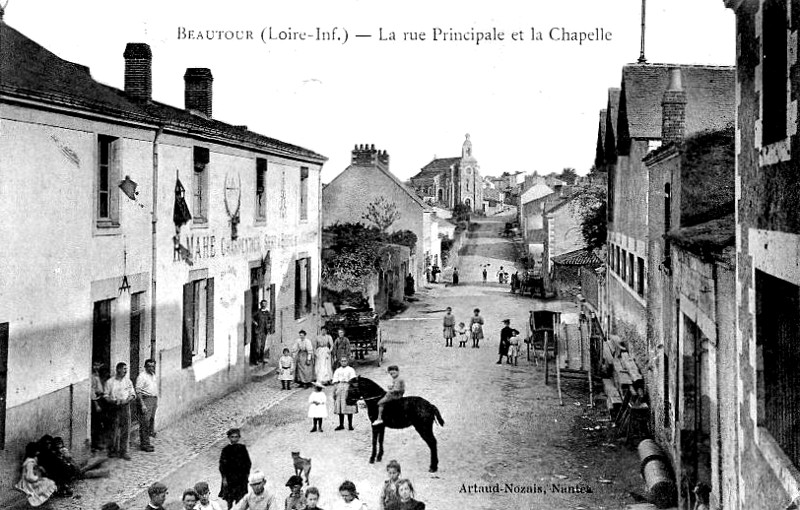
left=47, top=215, right=641, bottom=510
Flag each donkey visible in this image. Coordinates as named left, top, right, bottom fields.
left=346, top=376, right=445, bottom=472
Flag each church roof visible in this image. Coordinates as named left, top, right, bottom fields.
left=411, top=157, right=460, bottom=180
left=0, top=21, right=326, bottom=163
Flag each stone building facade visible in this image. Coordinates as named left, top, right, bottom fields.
left=0, top=22, right=324, bottom=502
left=723, top=1, right=800, bottom=508
left=606, top=63, right=734, bottom=392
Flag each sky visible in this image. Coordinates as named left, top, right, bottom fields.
left=5, top=0, right=735, bottom=183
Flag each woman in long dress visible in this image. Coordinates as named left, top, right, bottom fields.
left=293, top=330, right=316, bottom=388
left=15, top=442, right=57, bottom=507
left=314, top=327, right=334, bottom=384
left=332, top=358, right=358, bottom=431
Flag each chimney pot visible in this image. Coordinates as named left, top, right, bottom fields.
left=667, top=67, right=683, bottom=91
left=184, top=68, right=214, bottom=118
left=123, top=43, right=152, bottom=102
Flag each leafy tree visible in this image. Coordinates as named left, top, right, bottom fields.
left=559, top=167, right=578, bottom=185
left=452, top=202, right=471, bottom=222
left=362, top=196, right=401, bottom=232
left=322, top=223, right=384, bottom=293
left=387, top=230, right=417, bottom=255
left=570, top=180, right=607, bottom=253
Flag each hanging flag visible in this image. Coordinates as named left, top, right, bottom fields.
left=173, top=176, right=192, bottom=228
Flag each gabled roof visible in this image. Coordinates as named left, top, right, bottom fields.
left=618, top=64, right=735, bottom=141
left=604, top=88, right=621, bottom=162
left=544, top=190, right=578, bottom=214
left=0, top=22, right=326, bottom=163
left=595, top=109, right=608, bottom=168
left=326, top=162, right=430, bottom=211
left=552, top=248, right=603, bottom=267
left=411, top=157, right=460, bottom=180
left=521, top=184, right=554, bottom=205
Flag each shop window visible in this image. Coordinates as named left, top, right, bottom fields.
left=256, top=158, right=267, bottom=221
left=182, top=277, right=215, bottom=367
left=97, top=135, right=120, bottom=227
left=193, top=147, right=210, bottom=223
left=762, top=0, right=788, bottom=146
left=756, top=269, right=800, bottom=468
left=295, top=257, right=312, bottom=319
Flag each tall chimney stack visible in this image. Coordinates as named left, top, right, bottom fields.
left=661, top=68, right=686, bottom=146
left=184, top=68, right=213, bottom=118
left=123, top=43, right=152, bottom=102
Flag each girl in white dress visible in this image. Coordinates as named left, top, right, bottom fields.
left=315, top=327, right=334, bottom=384
left=308, top=382, right=328, bottom=432
left=330, top=480, right=369, bottom=510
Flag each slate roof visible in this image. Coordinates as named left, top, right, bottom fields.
left=618, top=64, right=735, bottom=141
left=521, top=184, right=554, bottom=205
left=411, top=157, right=460, bottom=180
left=595, top=109, right=608, bottom=167
left=604, top=88, right=621, bottom=162
left=0, top=22, right=326, bottom=163
left=544, top=190, right=578, bottom=214
left=327, top=161, right=430, bottom=211
left=552, top=248, right=603, bottom=267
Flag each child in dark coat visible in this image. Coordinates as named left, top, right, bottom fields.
left=218, top=428, right=252, bottom=508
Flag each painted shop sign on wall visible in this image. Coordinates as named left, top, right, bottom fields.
left=173, top=231, right=317, bottom=263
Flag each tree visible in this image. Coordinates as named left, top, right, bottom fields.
left=558, top=167, right=578, bottom=185
left=570, top=180, right=607, bottom=253
left=362, top=197, right=401, bottom=232
left=452, top=202, right=471, bottom=222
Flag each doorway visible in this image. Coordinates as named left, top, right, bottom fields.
left=129, top=292, right=144, bottom=383
left=92, top=299, right=113, bottom=378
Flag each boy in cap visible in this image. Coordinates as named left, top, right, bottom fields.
left=146, top=482, right=168, bottom=510
left=372, top=365, right=405, bottom=426
left=232, top=471, right=276, bottom=510
left=284, top=475, right=306, bottom=510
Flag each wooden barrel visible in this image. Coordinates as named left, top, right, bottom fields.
left=637, top=439, right=667, bottom=469
left=642, top=459, right=676, bottom=508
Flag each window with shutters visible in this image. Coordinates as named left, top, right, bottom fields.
left=637, top=257, right=645, bottom=296
left=756, top=269, right=800, bottom=469
left=97, top=135, right=120, bottom=228
left=294, top=257, right=312, bottom=319
left=193, top=147, right=210, bottom=223
left=762, top=0, right=788, bottom=146
left=182, top=277, right=215, bottom=367
left=256, top=158, right=267, bottom=221
left=300, top=167, right=309, bottom=221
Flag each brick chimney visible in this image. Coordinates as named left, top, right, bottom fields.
left=351, top=144, right=390, bottom=171
left=184, top=68, right=213, bottom=118
left=661, top=68, right=687, bottom=145
left=123, top=43, right=152, bottom=102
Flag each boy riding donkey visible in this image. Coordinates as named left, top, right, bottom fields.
left=372, top=365, right=405, bottom=426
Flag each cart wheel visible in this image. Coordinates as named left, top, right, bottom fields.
left=377, top=328, right=384, bottom=367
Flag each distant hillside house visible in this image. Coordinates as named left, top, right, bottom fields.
left=409, top=134, right=484, bottom=212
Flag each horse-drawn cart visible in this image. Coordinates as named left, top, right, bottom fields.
left=323, top=306, right=385, bottom=366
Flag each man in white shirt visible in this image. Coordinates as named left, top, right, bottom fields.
left=232, top=471, right=276, bottom=510
left=105, top=362, right=135, bottom=460
left=135, top=359, right=158, bottom=452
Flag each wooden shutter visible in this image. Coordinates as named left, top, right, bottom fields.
left=295, top=260, right=301, bottom=319
left=182, top=283, right=194, bottom=368
left=206, top=278, right=215, bottom=357
left=0, top=322, right=7, bottom=449
left=305, top=258, right=312, bottom=315
left=269, top=284, right=276, bottom=334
